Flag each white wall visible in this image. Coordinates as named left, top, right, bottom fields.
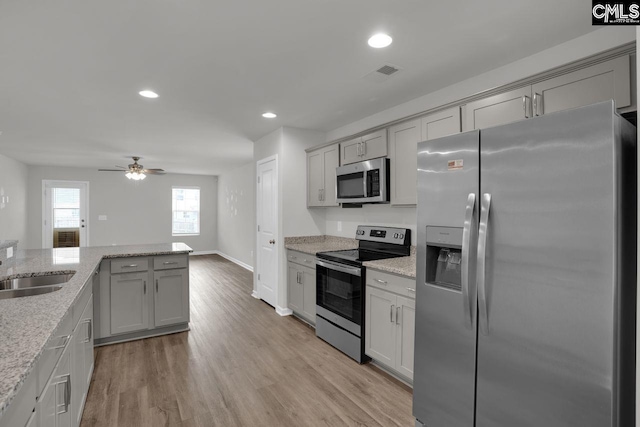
left=0, top=154, right=29, bottom=245
left=217, top=161, right=255, bottom=268
left=327, top=27, right=635, bottom=142
left=320, top=27, right=636, bottom=246
left=26, top=166, right=217, bottom=252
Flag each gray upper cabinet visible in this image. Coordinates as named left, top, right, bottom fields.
left=110, top=271, right=149, bottom=335
left=307, top=143, right=339, bottom=207
left=389, top=107, right=461, bottom=206
left=464, top=55, right=631, bottom=131
left=340, top=129, right=387, bottom=165
left=464, top=86, right=532, bottom=131
left=531, top=55, right=630, bottom=116
left=154, top=268, right=190, bottom=327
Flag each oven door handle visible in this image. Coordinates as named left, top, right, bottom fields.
left=316, top=260, right=362, bottom=277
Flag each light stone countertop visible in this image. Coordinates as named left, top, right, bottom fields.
left=0, top=243, right=193, bottom=418
left=285, top=235, right=416, bottom=279
left=284, top=235, right=358, bottom=255
left=363, top=246, right=417, bottom=279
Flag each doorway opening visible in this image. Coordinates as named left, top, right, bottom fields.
left=42, top=180, right=89, bottom=248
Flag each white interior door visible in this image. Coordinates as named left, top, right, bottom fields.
left=256, top=157, right=278, bottom=307
left=43, top=180, right=89, bottom=249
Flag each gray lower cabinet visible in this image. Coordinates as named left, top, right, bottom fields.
left=287, top=250, right=316, bottom=324
left=154, top=268, right=190, bottom=327
left=72, top=295, right=94, bottom=426
left=110, top=271, right=149, bottom=335
left=365, top=269, right=416, bottom=382
left=39, top=343, right=72, bottom=427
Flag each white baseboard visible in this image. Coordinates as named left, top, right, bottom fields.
left=213, top=251, right=254, bottom=272
left=251, top=290, right=260, bottom=299
left=276, top=306, right=293, bottom=316
left=190, top=250, right=217, bottom=256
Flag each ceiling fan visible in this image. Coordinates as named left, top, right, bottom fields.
left=99, top=156, right=165, bottom=180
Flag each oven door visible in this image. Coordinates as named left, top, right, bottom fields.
left=316, top=260, right=363, bottom=330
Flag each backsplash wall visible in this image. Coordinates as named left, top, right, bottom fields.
left=324, top=205, right=417, bottom=245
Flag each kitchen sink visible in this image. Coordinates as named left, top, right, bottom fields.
left=0, top=272, right=75, bottom=299
left=0, top=272, right=75, bottom=291
left=0, top=285, right=64, bottom=300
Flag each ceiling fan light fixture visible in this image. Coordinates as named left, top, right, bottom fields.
left=126, top=171, right=146, bottom=180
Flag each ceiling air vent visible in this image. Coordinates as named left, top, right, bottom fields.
left=362, top=63, right=403, bottom=83
left=376, top=65, right=399, bottom=76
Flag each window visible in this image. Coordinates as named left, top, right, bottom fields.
left=172, top=187, right=200, bottom=235
left=53, top=188, right=80, bottom=228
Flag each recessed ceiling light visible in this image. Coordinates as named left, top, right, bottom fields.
left=368, top=33, right=392, bottom=48
left=139, top=90, right=159, bottom=99
left=262, top=112, right=277, bottom=118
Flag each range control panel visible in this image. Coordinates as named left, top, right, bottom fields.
left=356, top=225, right=411, bottom=245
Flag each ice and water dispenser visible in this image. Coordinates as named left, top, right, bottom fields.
left=425, top=226, right=463, bottom=292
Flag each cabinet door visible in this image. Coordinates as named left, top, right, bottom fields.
left=395, top=295, right=416, bottom=381
left=360, top=129, right=388, bottom=161
left=365, top=286, right=396, bottom=367
left=307, top=150, right=324, bottom=207
left=322, top=145, right=340, bottom=207
left=110, top=272, right=149, bottom=335
left=531, top=55, right=630, bottom=116
left=464, top=86, right=531, bottom=131
left=288, top=264, right=303, bottom=313
left=55, top=346, right=72, bottom=427
left=39, top=374, right=57, bottom=427
left=71, top=321, right=85, bottom=426
left=422, top=106, right=461, bottom=140
left=301, top=266, right=316, bottom=324
left=154, top=269, right=190, bottom=327
left=83, top=296, right=94, bottom=390
left=340, top=137, right=363, bottom=165
left=389, top=119, right=421, bottom=206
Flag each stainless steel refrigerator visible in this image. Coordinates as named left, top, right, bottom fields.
left=413, top=101, right=636, bottom=427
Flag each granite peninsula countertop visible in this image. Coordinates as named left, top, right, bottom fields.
left=0, top=243, right=192, bottom=418
left=285, top=235, right=416, bottom=279
left=284, top=235, right=358, bottom=255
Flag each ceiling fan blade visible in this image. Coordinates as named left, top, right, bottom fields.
left=143, top=169, right=166, bottom=175
left=144, top=168, right=164, bottom=172
left=114, top=165, right=128, bottom=169
left=98, top=169, right=127, bottom=172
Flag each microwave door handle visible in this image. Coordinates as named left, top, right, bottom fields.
left=363, top=170, right=368, bottom=198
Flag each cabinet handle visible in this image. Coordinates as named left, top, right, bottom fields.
left=390, top=304, right=394, bottom=323
left=50, top=334, right=70, bottom=350
left=156, top=279, right=159, bottom=292
left=87, top=319, right=92, bottom=342
left=396, top=306, right=401, bottom=325
left=362, top=141, right=366, bottom=157
left=407, top=287, right=415, bottom=293
left=162, top=261, right=178, bottom=265
left=522, top=95, right=531, bottom=119
left=143, top=281, right=147, bottom=294
left=318, top=189, right=322, bottom=201
left=122, top=264, right=138, bottom=268
left=374, top=278, right=388, bottom=285
left=56, top=374, right=71, bottom=414
left=533, top=92, right=543, bottom=116
left=357, top=142, right=361, bottom=157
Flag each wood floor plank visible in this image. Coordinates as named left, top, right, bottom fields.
left=81, top=255, right=414, bottom=426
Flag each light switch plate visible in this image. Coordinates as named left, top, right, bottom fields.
left=7, top=247, right=13, bottom=258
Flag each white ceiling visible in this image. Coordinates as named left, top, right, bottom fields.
left=0, top=0, right=598, bottom=175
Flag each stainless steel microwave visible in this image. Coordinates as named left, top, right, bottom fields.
left=336, top=158, right=390, bottom=204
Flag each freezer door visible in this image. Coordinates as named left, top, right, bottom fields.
left=476, top=102, right=630, bottom=426
left=413, top=131, right=479, bottom=427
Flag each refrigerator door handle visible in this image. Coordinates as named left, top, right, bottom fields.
left=461, top=193, right=476, bottom=328
left=477, top=193, right=492, bottom=335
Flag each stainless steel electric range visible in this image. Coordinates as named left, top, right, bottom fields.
left=315, top=225, right=411, bottom=363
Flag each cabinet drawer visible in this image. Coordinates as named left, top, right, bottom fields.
left=287, top=250, right=316, bottom=268
left=37, top=312, right=73, bottom=397
left=110, top=257, right=148, bottom=274
left=366, top=269, right=416, bottom=299
left=153, top=255, right=188, bottom=271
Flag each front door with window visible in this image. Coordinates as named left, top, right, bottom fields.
left=43, top=181, right=89, bottom=248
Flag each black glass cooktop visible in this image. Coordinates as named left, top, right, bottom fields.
left=316, top=248, right=404, bottom=266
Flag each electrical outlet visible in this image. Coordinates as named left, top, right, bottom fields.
left=98, top=215, right=107, bottom=221
left=337, top=221, right=342, bottom=232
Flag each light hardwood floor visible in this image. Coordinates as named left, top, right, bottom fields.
left=80, top=255, right=414, bottom=426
